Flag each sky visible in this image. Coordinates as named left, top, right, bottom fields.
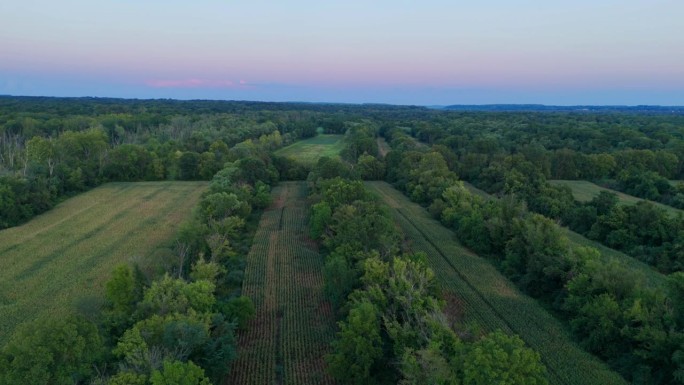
left=1, top=0, right=683, bottom=105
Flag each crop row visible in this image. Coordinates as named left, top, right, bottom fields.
left=230, top=182, right=336, bottom=385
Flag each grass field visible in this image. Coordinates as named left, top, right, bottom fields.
left=274, top=135, right=345, bottom=166
left=0, top=181, right=207, bottom=346
left=366, top=181, right=628, bottom=385
left=228, top=182, right=336, bottom=385
left=549, top=179, right=682, bottom=216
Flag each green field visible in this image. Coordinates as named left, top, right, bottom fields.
left=229, top=182, right=336, bottom=385
left=274, top=135, right=345, bottom=165
left=549, top=179, right=682, bottom=216
left=0, top=181, right=207, bottom=345
left=366, top=181, right=627, bottom=385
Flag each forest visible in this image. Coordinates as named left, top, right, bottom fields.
left=1, top=95, right=684, bottom=384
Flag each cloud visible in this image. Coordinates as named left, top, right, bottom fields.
left=144, top=78, right=251, bottom=89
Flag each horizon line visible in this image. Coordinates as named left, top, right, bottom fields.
left=2, top=94, right=684, bottom=109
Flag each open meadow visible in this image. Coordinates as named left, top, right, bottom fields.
left=0, top=181, right=206, bottom=345
left=229, top=181, right=336, bottom=385
left=274, top=135, right=344, bottom=166
left=366, top=181, right=628, bottom=385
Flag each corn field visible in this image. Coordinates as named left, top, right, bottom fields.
left=228, top=182, right=336, bottom=385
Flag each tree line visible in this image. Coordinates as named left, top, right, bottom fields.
left=306, top=127, right=548, bottom=384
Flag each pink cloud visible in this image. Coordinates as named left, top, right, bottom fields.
left=144, top=78, right=248, bottom=88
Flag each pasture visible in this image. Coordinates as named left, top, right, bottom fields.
left=0, top=181, right=206, bottom=345
left=274, top=134, right=344, bottom=166
left=366, top=181, right=628, bottom=385
left=229, top=182, right=336, bottom=385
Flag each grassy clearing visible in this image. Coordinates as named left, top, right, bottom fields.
left=0, top=181, right=207, bottom=346
left=229, top=182, right=335, bottom=385
left=377, top=137, right=391, bottom=157
left=549, top=180, right=682, bottom=216
left=366, top=181, right=627, bottom=385
left=274, top=135, right=345, bottom=166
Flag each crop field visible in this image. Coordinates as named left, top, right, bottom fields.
left=549, top=179, right=682, bottom=216
left=0, top=181, right=207, bottom=345
left=228, top=182, right=336, bottom=385
left=274, top=135, right=344, bottom=166
left=366, top=181, right=628, bottom=385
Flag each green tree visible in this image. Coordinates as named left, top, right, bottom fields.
left=150, top=360, right=211, bottom=385
left=327, top=301, right=383, bottom=384
left=199, top=192, right=251, bottom=222
left=221, top=296, right=256, bottom=329
left=310, top=201, right=332, bottom=239
left=178, top=152, right=201, bottom=180
left=0, top=316, right=104, bottom=385
left=356, top=153, right=385, bottom=180
left=108, top=372, right=148, bottom=385
left=106, top=264, right=139, bottom=313
left=462, top=331, right=548, bottom=385
left=400, top=343, right=459, bottom=385
left=26, top=136, right=57, bottom=177
left=323, top=251, right=357, bottom=308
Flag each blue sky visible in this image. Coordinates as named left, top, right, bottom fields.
left=1, top=0, right=682, bottom=105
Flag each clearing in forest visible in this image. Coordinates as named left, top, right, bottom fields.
left=0, top=181, right=207, bottom=346
left=377, top=137, right=391, bottom=157
left=365, top=181, right=628, bottom=385
left=228, top=181, right=336, bottom=385
left=549, top=179, right=682, bottom=216
left=274, top=134, right=344, bottom=166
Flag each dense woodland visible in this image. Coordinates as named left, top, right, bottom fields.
left=1, top=96, right=684, bottom=384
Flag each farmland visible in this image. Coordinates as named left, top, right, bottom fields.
left=0, top=181, right=206, bottom=346
left=274, top=134, right=345, bottom=166
left=549, top=179, right=682, bottom=216
left=229, top=182, right=336, bottom=385
left=366, top=181, right=628, bottom=385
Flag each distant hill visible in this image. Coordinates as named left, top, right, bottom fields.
left=432, top=104, right=684, bottom=113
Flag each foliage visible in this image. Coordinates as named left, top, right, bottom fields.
left=327, top=301, right=383, bottom=384
left=150, top=360, right=211, bottom=385
left=0, top=316, right=104, bottom=385
left=462, top=331, right=548, bottom=385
